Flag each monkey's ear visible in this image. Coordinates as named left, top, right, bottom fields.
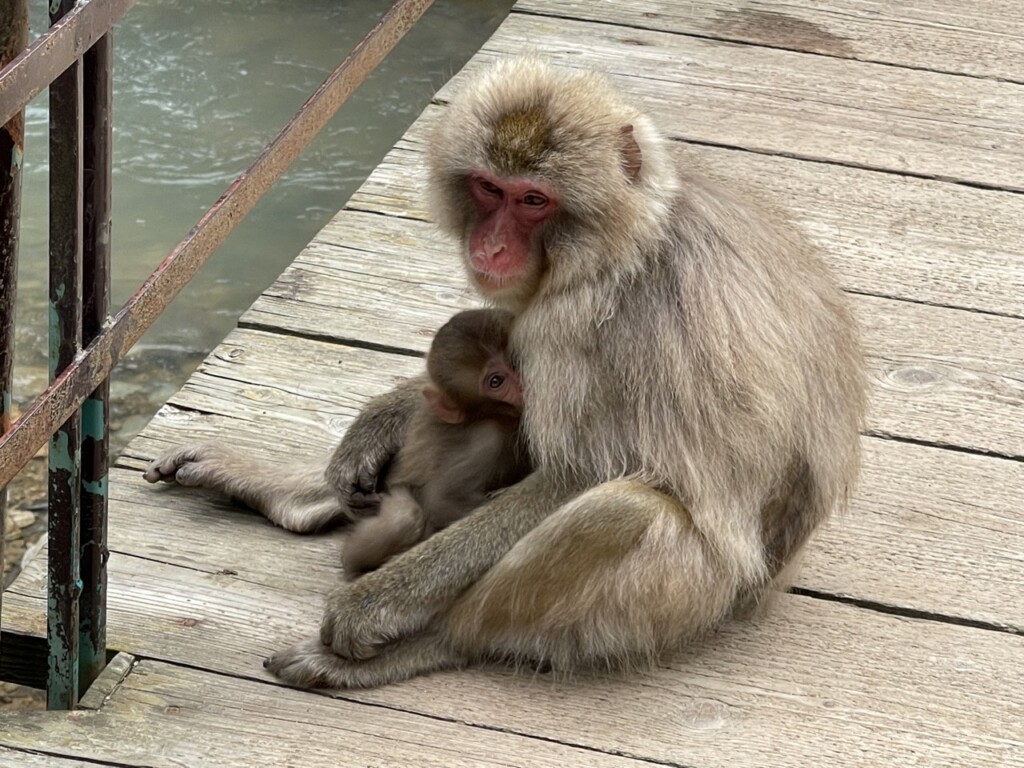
left=619, top=124, right=642, bottom=182
left=422, top=385, right=465, bottom=424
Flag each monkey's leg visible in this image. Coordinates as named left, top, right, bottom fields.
left=340, top=488, right=426, bottom=578
left=266, top=632, right=464, bottom=690
left=144, top=442, right=347, bottom=533
left=446, top=479, right=739, bottom=671
left=268, top=478, right=739, bottom=689
left=314, top=471, right=575, bottom=661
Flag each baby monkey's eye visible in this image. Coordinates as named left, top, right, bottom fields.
left=487, top=373, right=506, bottom=389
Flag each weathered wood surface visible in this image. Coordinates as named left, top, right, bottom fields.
left=517, top=0, right=1024, bottom=83
left=5, top=561, right=1021, bottom=767
left=0, top=749, right=101, bottom=768
left=243, top=212, right=1024, bottom=459
left=0, top=661, right=652, bottom=768
left=344, top=106, right=1024, bottom=318
left=4, top=1, right=1023, bottom=766
left=441, top=15, right=1024, bottom=191
left=0, top=329, right=1015, bottom=633
left=149, top=330, right=1023, bottom=629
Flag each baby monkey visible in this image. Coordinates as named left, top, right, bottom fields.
left=341, top=308, right=530, bottom=578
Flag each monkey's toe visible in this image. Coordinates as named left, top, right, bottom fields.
left=142, top=444, right=214, bottom=485
left=265, top=637, right=375, bottom=690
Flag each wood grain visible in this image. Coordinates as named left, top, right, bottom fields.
left=347, top=106, right=1024, bottom=318
left=441, top=14, right=1024, bottom=191
left=515, top=0, right=1024, bottom=83
left=6, top=7, right=1022, bottom=767
left=3, top=573, right=1021, bottom=767
left=2, top=328, right=1011, bottom=629
left=0, top=749, right=101, bottom=768
left=0, top=660, right=648, bottom=768
left=242, top=212, right=1024, bottom=458
left=803, top=437, right=1023, bottom=630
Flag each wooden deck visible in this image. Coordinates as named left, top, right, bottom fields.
left=3, top=1, right=1023, bottom=765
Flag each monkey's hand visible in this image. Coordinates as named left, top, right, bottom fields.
left=318, top=580, right=407, bottom=660
left=316, top=471, right=573, bottom=660
left=326, top=376, right=424, bottom=512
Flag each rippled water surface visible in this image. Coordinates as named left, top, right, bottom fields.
left=12, top=0, right=512, bottom=447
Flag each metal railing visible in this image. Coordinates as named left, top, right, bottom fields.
left=0, top=0, right=433, bottom=709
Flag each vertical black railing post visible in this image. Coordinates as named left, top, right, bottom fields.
left=0, top=0, right=29, bottom=659
left=47, top=0, right=85, bottom=710
left=78, top=31, right=113, bottom=696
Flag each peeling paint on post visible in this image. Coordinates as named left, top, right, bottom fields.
left=46, top=0, right=84, bottom=710
left=0, top=0, right=29, bottom=668
left=78, top=29, right=112, bottom=688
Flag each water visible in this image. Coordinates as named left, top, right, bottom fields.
left=11, top=0, right=512, bottom=450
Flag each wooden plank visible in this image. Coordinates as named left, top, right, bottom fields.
left=0, top=660, right=647, bottom=768
left=346, top=106, right=1024, bottom=318
left=79, top=652, right=134, bottom=711
left=3, top=565, right=1021, bottom=767
left=515, top=0, right=1024, bottom=83
left=803, top=437, right=1023, bottom=631
left=242, top=212, right=1024, bottom=458
left=1, top=328, right=1009, bottom=629
left=439, top=14, right=1024, bottom=191
left=0, top=749, right=107, bottom=768
left=4, top=464, right=346, bottom=601
left=2, top=552, right=327, bottom=677
left=857, top=291, right=1023, bottom=457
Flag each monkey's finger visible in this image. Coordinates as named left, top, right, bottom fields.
left=174, top=463, right=212, bottom=487
left=141, top=464, right=168, bottom=483
left=142, top=444, right=211, bottom=484
left=355, top=463, right=378, bottom=492
left=348, top=490, right=382, bottom=514
left=142, top=457, right=190, bottom=484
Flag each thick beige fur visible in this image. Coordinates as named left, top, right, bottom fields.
left=147, top=58, right=866, bottom=689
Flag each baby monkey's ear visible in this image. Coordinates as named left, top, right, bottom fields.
left=422, top=384, right=465, bottom=424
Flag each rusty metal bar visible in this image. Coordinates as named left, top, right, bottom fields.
left=0, top=0, right=29, bottom=664
left=0, top=0, right=435, bottom=491
left=46, top=0, right=84, bottom=711
left=77, top=31, right=113, bottom=697
left=0, top=0, right=136, bottom=128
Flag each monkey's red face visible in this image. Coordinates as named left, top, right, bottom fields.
left=466, top=172, right=558, bottom=296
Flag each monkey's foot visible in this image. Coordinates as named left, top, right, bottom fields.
left=265, top=634, right=462, bottom=690
left=143, top=442, right=229, bottom=487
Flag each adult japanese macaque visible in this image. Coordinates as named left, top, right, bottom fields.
left=341, top=308, right=529, bottom=578
left=144, top=57, right=866, bottom=689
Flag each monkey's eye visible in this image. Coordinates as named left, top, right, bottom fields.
left=521, top=192, right=549, bottom=207
left=487, top=373, right=506, bottom=390
left=477, top=179, right=503, bottom=197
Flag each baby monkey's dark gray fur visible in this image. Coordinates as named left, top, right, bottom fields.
left=341, top=309, right=530, bottom=577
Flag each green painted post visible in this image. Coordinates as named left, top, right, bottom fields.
left=47, top=0, right=85, bottom=710
left=77, top=30, right=113, bottom=697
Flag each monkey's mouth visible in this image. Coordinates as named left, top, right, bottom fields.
left=471, top=269, right=515, bottom=293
